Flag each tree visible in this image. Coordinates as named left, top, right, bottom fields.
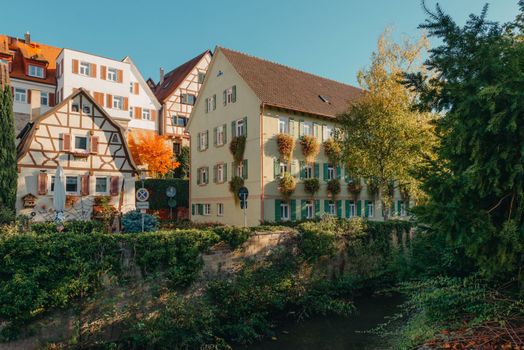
left=406, top=2, right=524, bottom=286
left=337, top=29, right=435, bottom=220
left=0, top=85, right=17, bottom=220
left=174, top=146, right=190, bottom=179
left=128, top=132, right=179, bottom=178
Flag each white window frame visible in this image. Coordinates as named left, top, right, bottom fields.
left=226, top=88, right=233, bottom=103
left=236, top=162, right=244, bottom=178
left=14, top=88, right=27, bottom=103
left=198, top=72, right=206, bottom=84
left=142, top=108, right=151, bottom=120
left=65, top=175, right=80, bottom=195
left=28, top=65, right=44, bottom=78
left=280, top=162, right=288, bottom=175
left=129, top=107, right=133, bottom=118
left=302, top=122, right=313, bottom=136
left=129, top=82, right=134, bottom=93
left=280, top=203, right=290, bottom=221
left=74, top=135, right=89, bottom=152
left=327, top=165, right=335, bottom=180
left=40, top=92, right=49, bottom=106
left=112, top=96, right=123, bottom=110
left=216, top=126, right=225, bottom=146
left=217, top=164, right=224, bottom=183
left=107, top=67, right=118, bottom=82
left=203, top=203, right=211, bottom=216
left=217, top=203, right=224, bottom=216
left=306, top=201, right=314, bottom=219
left=95, top=176, right=109, bottom=195
left=304, top=164, right=313, bottom=179
left=206, top=97, right=213, bottom=112
left=368, top=202, right=374, bottom=217
left=199, top=167, right=208, bottom=184
left=400, top=202, right=406, bottom=216
left=236, top=119, right=245, bottom=137
left=199, top=131, right=208, bottom=150
left=328, top=202, right=336, bottom=216
left=49, top=175, right=56, bottom=193
left=278, top=117, right=288, bottom=134
left=79, top=61, right=91, bottom=76
left=349, top=202, right=356, bottom=217
left=323, top=125, right=333, bottom=141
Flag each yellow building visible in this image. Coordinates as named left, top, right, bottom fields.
left=188, top=47, right=410, bottom=226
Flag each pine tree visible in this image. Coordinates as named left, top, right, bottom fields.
left=0, top=86, right=17, bottom=217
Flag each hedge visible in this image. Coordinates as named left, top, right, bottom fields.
left=136, top=179, right=189, bottom=209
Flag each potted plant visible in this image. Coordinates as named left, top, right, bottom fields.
left=323, top=138, right=342, bottom=165
left=278, top=172, right=296, bottom=197
left=229, top=135, right=246, bottom=163
left=304, top=178, right=320, bottom=196
left=347, top=178, right=363, bottom=194
left=65, top=195, right=79, bottom=207
left=277, top=133, right=295, bottom=162
left=299, top=135, right=320, bottom=163
left=327, top=179, right=341, bottom=198
left=229, top=176, right=245, bottom=204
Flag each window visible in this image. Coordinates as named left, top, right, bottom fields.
left=217, top=203, right=224, bottom=216
left=236, top=162, right=244, bottom=178
left=41, top=92, right=49, bottom=106
left=129, top=107, right=133, bottom=118
left=142, top=109, right=151, bottom=120
left=74, top=136, right=88, bottom=151
left=217, top=164, right=225, bottom=183
left=172, top=114, right=187, bottom=127
left=111, top=134, right=120, bottom=143
left=95, top=177, right=109, bottom=194
left=107, top=68, right=118, bottom=81
left=65, top=176, right=79, bottom=194
left=113, top=96, right=123, bottom=110
left=280, top=202, right=290, bottom=221
left=198, top=72, right=206, bottom=84
left=173, top=142, right=181, bottom=155
left=216, top=126, right=225, bottom=146
left=181, top=93, right=196, bottom=105
left=206, top=96, right=214, bottom=112
left=323, top=125, right=333, bottom=141
left=327, top=165, right=334, bottom=180
left=306, top=201, right=314, bottom=219
left=72, top=103, right=80, bottom=112
left=14, top=88, right=27, bottom=103
left=349, top=201, right=356, bottom=217
left=226, top=88, right=233, bottom=103
left=278, top=117, right=289, bottom=134
left=302, top=121, right=313, bottom=136
left=400, top=202, right=406, bottom=216
left=28, top=65, right=44, bottom=78
left=199, top=167, right=208, bottom=185
left=50, top=175, right=55, bottom=192
left=79, top=61, right=91, bottom=76
left=367, top=201, right=374, bottom=217
left=280, top=162, right=288, bottom=174
left=82, top=104, right=91, bottom=114
left=304, top=164, right=313, bottom=179
left=328, top=202, right=336, bottom=215
left=203, top=204, right=211, bottom=216
left=236, top=119, right=245, bottom=137
left=199, top=131, right=208, bottom=150
left=129, top=82, right=133, bottom=93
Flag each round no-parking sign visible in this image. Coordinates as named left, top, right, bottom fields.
left=136, top=188, right=150, bottom=202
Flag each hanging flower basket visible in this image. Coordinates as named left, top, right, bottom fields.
left=304, top=178, right=320, bottom=196
left=347, top=179, right=363, bottom=194
left=323, top=138, right=342, bottom=165
left=229, top=136, right=246, bottom=163
left=366, top=178, right=379, bottom=197
left=279, top=172, right=296, bottom=198
left=229, top=176, right=244, bottom=204
left=299, top=135, right=320, bottom=163
left=327, top=179, right=341, bottom=197
left=277, top=133, right=295, bottom=162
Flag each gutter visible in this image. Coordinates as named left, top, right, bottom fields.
left=260, top=102, right=265, bottom=223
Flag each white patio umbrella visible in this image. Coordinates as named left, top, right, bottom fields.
left=53, top=166, right=66, bottom=223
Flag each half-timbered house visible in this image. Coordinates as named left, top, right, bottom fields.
left=16, top=88, right=137, bottom=221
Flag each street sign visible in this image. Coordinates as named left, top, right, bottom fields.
left=237, top=186, right=249, bottom=199
left=165, top=186, right=177, bottom=198
left=168, top=198, right=177, bottom=208
left=136, top=202, right=150, bottom=210
left=136, top=188, right=150, bottom=202
left=237, top=186, right=249, bottom=227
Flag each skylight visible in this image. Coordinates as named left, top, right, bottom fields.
left=319, top=95, right=330, bottom=103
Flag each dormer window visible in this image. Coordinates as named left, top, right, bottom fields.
left=28, top=65, right=44, bottom=78
left=319, top=95, right=330, bottom=103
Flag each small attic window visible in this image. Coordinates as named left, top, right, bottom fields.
left=319, top=95, right=330, bottom=103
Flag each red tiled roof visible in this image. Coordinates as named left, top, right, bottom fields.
left=153, top=50, right=211, bottom=103
left=219, top=47, right=363, bottom=118
left=0, top=35, right=61, bottom=86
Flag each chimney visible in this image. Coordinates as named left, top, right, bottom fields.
left=29, top=89, right=41, bottom=121
left=24, top=31, right=30, bottom=45
left=159, top=67, right=164, bottom=86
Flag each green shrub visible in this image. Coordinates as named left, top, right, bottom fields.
left=213, top=226, right=251, bottom=249
left=122, top=210, right=159, bottom=233
left=0, top=206, right=15, bottom=225
left=298, top=220, right=337, bottom=261
left=304, top=178, right=320, bottom=195
left=30, top=220, right=104, bottom=235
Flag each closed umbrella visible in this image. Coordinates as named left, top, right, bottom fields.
left=53, top=166, right=66, bottom=224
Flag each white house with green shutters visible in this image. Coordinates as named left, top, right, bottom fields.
left=187, top=47, right=410, bottom=226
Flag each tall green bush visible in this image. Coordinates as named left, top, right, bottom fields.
left=0, top=86, right=17, bottom=218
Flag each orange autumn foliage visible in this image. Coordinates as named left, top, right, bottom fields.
left=128, top=132, right=180, bottom=177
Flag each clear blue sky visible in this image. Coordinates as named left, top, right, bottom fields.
left=0, top=0, right=518, bottom=86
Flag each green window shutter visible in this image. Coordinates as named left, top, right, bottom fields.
left=231, top=121, right=236, bottom=138
left=357, top=200, right=362, bottom=216
left=298, top=120, right=303, bottom=137
left=197, top=133, right=201, bottom=151
left=345, top=200, right=350, bottom=218
left=324, top=200, right=329, bottom=213
left=199, top=204, right=204, bottom=215
left=213, top=127, right=217, bottom=146
left=323, top=163, right=328, bottom=181
left=223, top=123, right=227, bottom=143
left=213, top=165, right=217, bottom=183
left=213, top=94, right=216, bottom=110
left=336, top=165, right=342, bottom=179
left=223, top=89, right=227, bottom=106
left=289, top=118, right=295, bottom=137
left=299, top=161, right=305, bottom=179
left=406, top=200, right=410, bottom=212
left=205, top=98, right=209, bottom=113
left=224, top=163, right=228, bottom=181
left=301, top=200, right=307, bottom=220
left=242, top=159, right=248, bottom=179
left=243, top=116, right=248, bottom=137
left=290, top=200, right=297, bottom=221
left=315, top=200, right=320, bottom=217
left=205, top=130, right=209, bottom=150
left=337, top=200, right=342, bottom=218
left=232, top=85, right=237, bottom=102
left=192, top=204, right=195, bottom=215
left=196, top=169, right=201, bottom=185
left=274, top=158, right=281, bottom=177
left=365, top=200, right=370, bottom=217
left=313, top=122, right=319, bottom=138
left=314, top=162, right=320, bottom=178
left=275, top=199, right=281, bottom=222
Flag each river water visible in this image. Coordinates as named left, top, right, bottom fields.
left=247, top=293, right=403, bottom=350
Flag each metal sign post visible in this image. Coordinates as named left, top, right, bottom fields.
left=165, top=186, right=177, bottom=220
left=136, top=169, right=150, bottom=233
left=237, top=186, right=249, bottom=228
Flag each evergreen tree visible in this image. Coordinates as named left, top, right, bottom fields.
left=406, top=2, right=524, bottom=287
left=0, top=86, right=17, bottom=218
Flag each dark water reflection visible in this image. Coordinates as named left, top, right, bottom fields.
left=246, top=293, right=403, bottom=350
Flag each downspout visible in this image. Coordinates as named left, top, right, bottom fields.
left=260, top=103, right=265, bottom=223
